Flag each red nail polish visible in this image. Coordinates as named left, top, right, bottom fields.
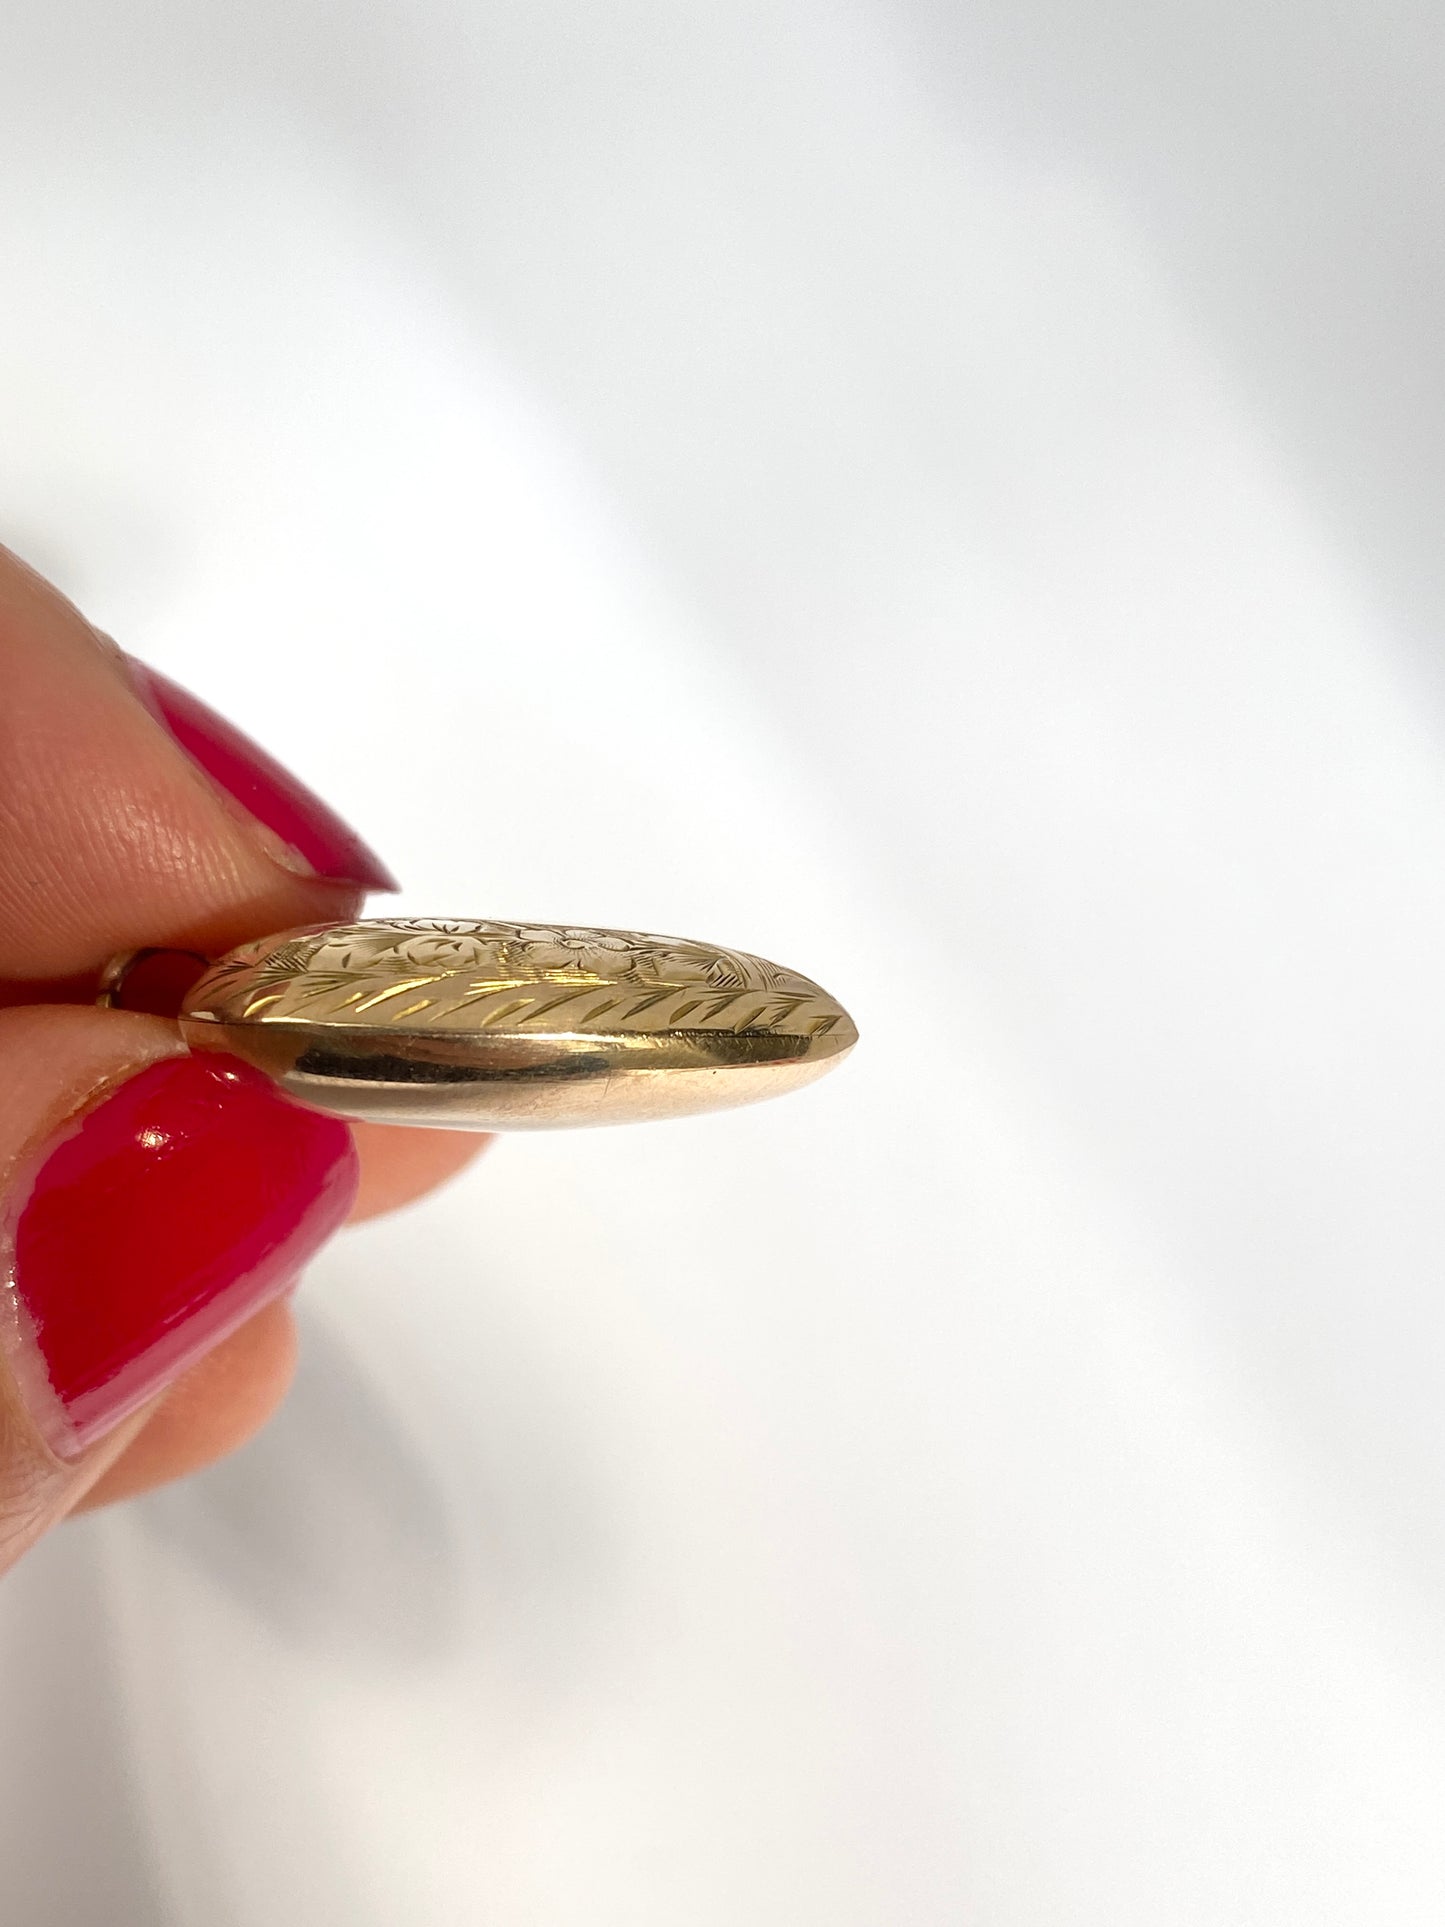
left=126, top=657, right=399, bottom=892
left=2, top=1056, right=359, bottom=1453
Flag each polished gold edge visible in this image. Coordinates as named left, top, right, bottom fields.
left=182, top=1017, right=852, bottom=1129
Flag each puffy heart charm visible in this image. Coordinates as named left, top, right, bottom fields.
left=154, top=918, right=857, bottom=1130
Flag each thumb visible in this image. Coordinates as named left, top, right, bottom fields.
left=0, top=1004, right=358, bottom=1570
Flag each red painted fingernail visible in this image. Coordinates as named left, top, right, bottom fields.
left=1, top=1056, right=359, bottom=1454
left=126, top=656, right=399, bottom=892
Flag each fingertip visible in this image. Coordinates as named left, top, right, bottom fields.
left=347, top=1121, right=491, bottom=1222
left=0, top=544, right=378, bottom=980
left=71, top=1298, right=299, bottom=1511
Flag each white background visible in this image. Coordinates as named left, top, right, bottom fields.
left=3, top=3, right=1445, bottom=1921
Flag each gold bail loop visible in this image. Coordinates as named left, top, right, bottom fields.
left=96, top=948, right=211, bottom=1018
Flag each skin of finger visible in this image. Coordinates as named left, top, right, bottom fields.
left=0, top=1005, right=185, bottom=1194
left=0, top=544, right=364, bottom=981
left=72, top=1299, right=299, bottom=1512
left=0, top=1394, right=161, bottom=1570
left=0, top=552, right=501, bottom=1523
left=0, top=1005, right=191, bottom=1568
left=347, top=1122, right=491, bottom=1221
left=83, top=1127, right=489, bottom=1508
left=82, top=1129, right=492, bottom=1510
left=4, top=1040, right=487, bottom=1518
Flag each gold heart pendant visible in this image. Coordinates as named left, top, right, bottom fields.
left=101, top=919, right=857, bottom=1131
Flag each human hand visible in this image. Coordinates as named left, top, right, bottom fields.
left=0, top=545, right=483, bottom=1569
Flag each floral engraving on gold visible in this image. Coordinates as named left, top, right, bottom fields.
left=187, top=920, right=850, bottom=1040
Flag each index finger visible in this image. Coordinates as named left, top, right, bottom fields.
left=0, top=544, right=394, bottom=987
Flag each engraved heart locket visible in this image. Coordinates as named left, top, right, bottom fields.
left=100, top=919, right=857, bottom=1130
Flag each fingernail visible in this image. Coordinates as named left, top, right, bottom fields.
left=126, top=656, right=400, bottom=892
left=1, top=1056, right=358, bottom=1454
